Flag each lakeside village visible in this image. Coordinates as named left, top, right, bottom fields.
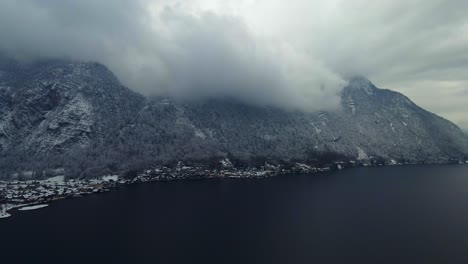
left=0, top=160, right=343, bottom=219
left=2, top=158, right=467, bottom=219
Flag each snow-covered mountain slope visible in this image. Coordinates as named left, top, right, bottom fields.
left=0, top=59, right=144, bottom=154
left=112, top=76, right=467, bottom=166
left=0, top=59, right=466, bottom=179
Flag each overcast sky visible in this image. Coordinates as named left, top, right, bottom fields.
left=0, top=0, right=467, bottom=128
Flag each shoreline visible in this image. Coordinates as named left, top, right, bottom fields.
left=1, top=162, right=467, bottom=219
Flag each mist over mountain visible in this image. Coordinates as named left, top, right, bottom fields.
left=0, top=59, right=466, bottom=180
left=0, top=0, right=345, bottom=112
left=1, top=0, right=468, bottom=123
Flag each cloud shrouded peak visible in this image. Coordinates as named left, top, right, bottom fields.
left=0, top=0, right=467, bottom=118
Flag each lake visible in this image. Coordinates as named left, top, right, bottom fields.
left=1, top=165, right=468, bottom=264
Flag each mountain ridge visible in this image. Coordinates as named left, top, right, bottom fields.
left=0, top=58, right=467, bottom=180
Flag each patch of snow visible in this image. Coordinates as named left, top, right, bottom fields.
left=18, top=204, right=49, bottom=211
left=0, top=204, right=11, bottom=219
left=220, top=158, right=233, bottom=168
left=265, top=163, right=279, bottom=170
left=46, top=175, right=65, bottom=183
left=310, top=122, right=322, bottom=134
left=389, top=159, right=398, bottom=165
left=390, top=122, right=396, bottom=133
left=402, top=121, right=408, bottom=127
left=159, top=99, right=170, bottom=105
left=0, top=213, right=11, bottom=219
left=296, top=163, right=311, bottom=170
left=194, top=129, right=207, bottom=139
left=102, top=175, right=119, bottom=182
left=337, top=164, right=343, bottom=170
left=357, top=147, right=369, bottom=160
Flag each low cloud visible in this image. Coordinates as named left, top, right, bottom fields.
left=0, top=0, right=467, bottom=118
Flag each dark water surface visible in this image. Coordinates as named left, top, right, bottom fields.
left=2, top=165, right=468, bottom=263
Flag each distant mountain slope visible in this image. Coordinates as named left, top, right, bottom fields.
left=0, top=59, right=466, bottom=179
left=111, top=76, right=467, bottom=165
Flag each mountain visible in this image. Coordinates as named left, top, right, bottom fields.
left=0, top=59, right=144, bottom=178
left=111, top=76, right=467, bottom=166
left=0, top=59, right=467, bottom=179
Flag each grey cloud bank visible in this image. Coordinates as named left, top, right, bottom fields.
left=0, top=0, right=467, bottom=121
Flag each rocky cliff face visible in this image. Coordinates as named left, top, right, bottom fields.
left=0, top=59, right=466, bottom=179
